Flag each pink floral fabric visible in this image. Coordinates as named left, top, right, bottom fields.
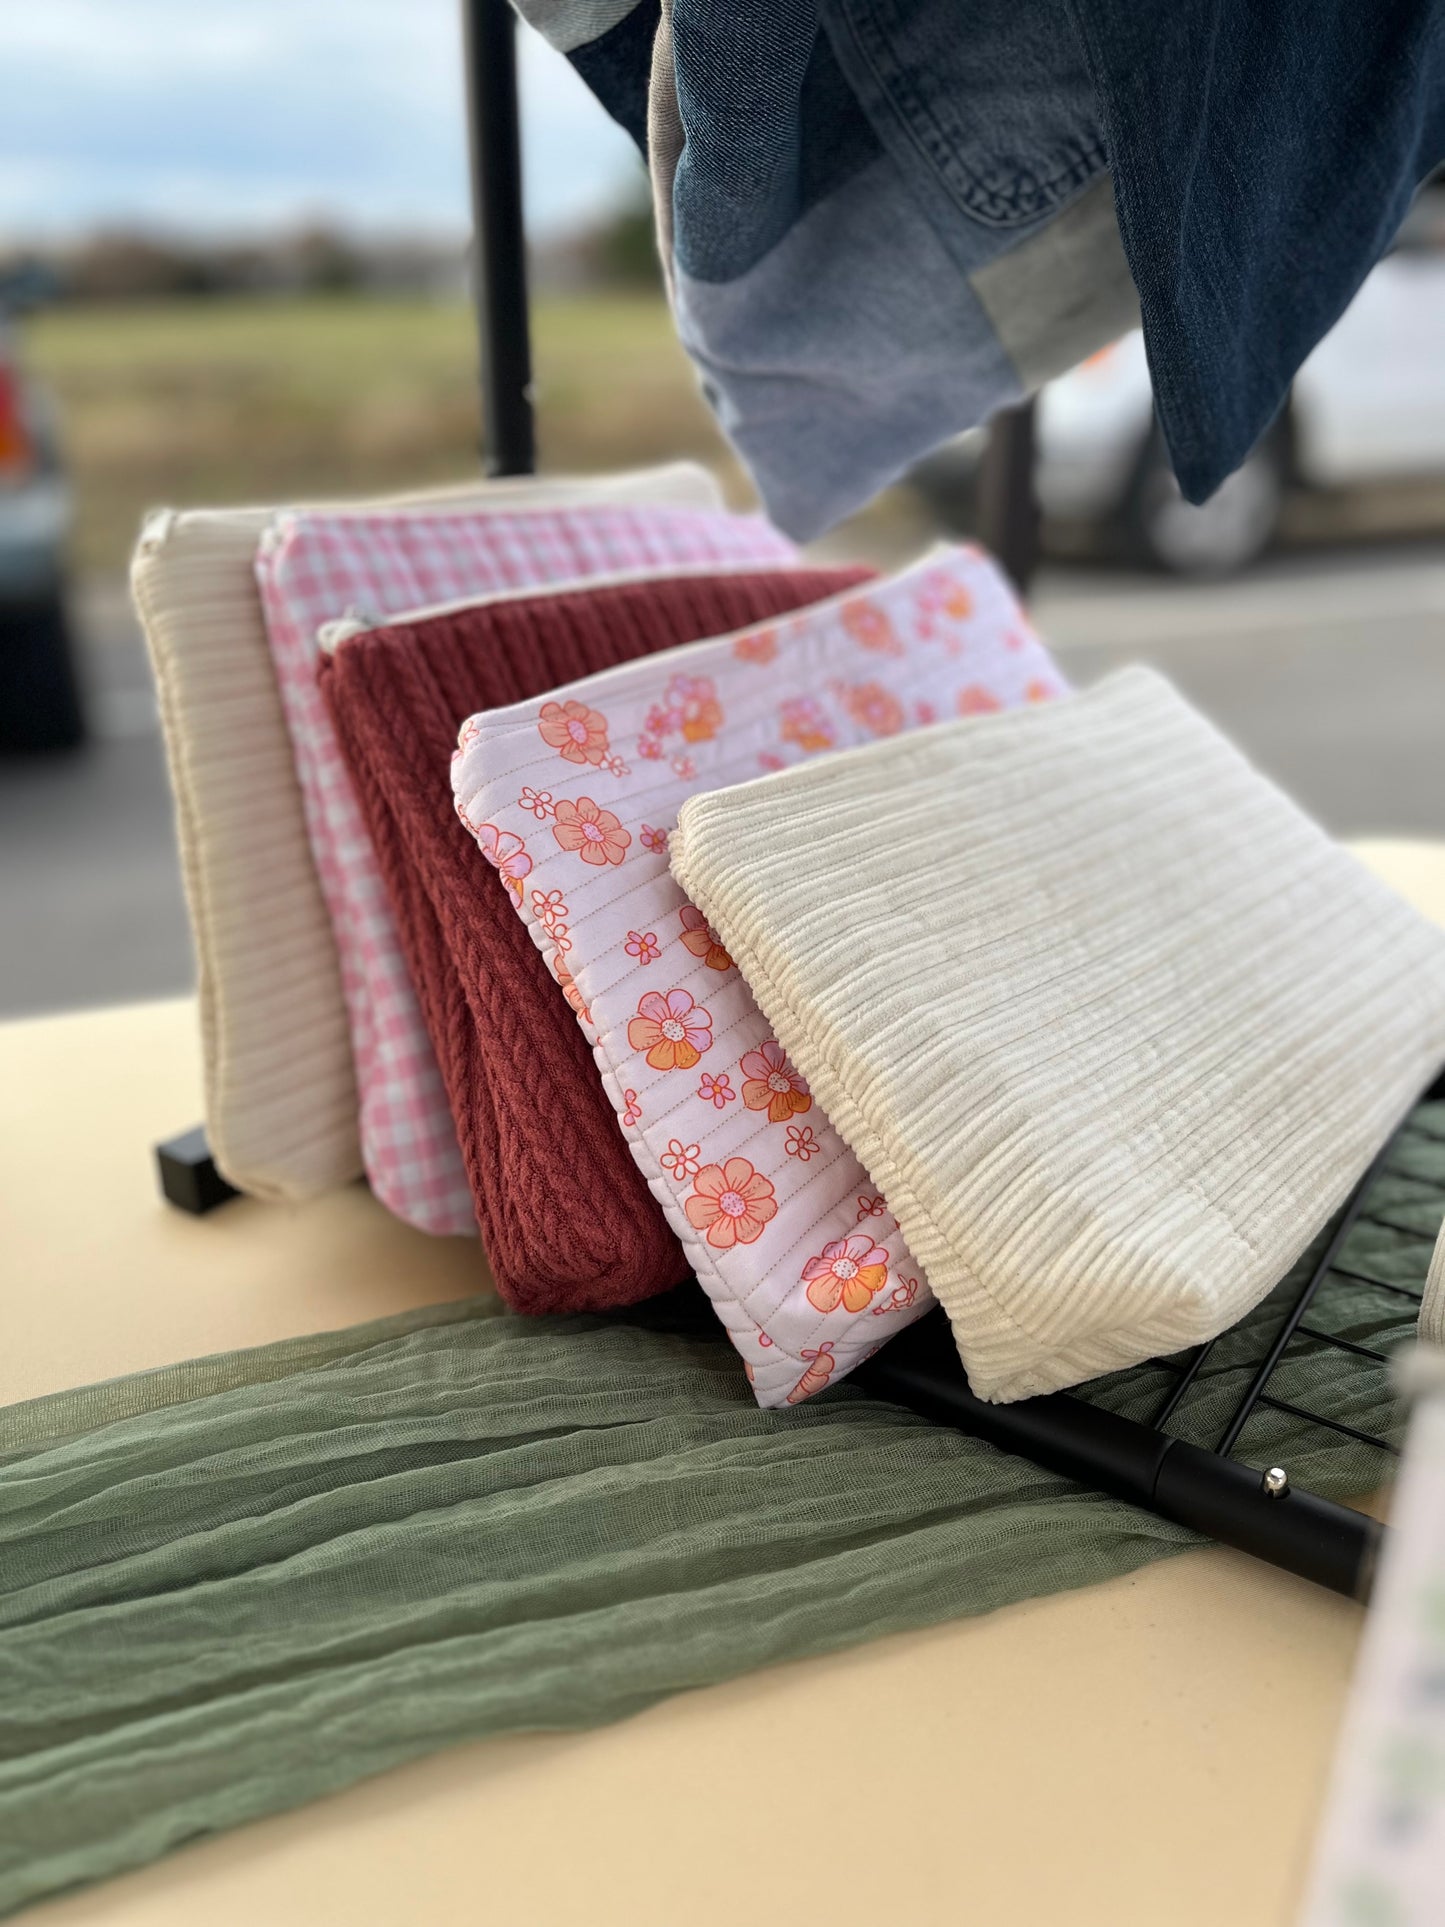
left=254, top=502, right=796, bottom=1234
left=449, top=547, right=1070, bottom=1400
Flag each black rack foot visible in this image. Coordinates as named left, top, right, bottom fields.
left=155, top=1126, right=239, bottom=1215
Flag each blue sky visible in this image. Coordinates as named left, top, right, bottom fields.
left=0, top=0, right=642, bottom=242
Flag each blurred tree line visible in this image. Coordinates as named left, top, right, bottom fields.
left=0, top=226, right=459, bottom=304
left=0, top=188, right=661, bottom=308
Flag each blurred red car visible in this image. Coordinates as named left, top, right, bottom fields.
left=0, top=314, right=82, bottom=751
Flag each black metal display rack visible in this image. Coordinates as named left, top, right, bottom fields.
left=156, top=0, right=1438, bottom=1601
left=857, top=1075, right=1445, bottom=1601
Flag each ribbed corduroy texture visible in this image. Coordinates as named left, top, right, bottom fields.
left=133, top=503, right=365, bottom=1202
left=129, top=465, right=723, bottom=1203
left=673, top=668, right=1445, bottom=1401
left=319, top=565, right=868, bottom=1311
left=3, top=1108, right=1439, bottom=1920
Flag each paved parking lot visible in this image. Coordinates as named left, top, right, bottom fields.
left=1, top=540, right=1442, bottom=1020
left=1035, top=544, right=1445, bottom=838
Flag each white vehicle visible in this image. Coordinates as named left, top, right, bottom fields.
left=913, top=211, right=1445, bottom=575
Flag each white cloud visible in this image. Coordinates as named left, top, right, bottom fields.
left=0, top=0, right=640, bottom=241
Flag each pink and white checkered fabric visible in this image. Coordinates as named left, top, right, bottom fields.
left=254, top=501, right=797, bottom=1235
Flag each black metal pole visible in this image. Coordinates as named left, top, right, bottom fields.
left=855, top=1310, right=1383, bottom=1600
left=976, top=400, right=1039, bottom=596
left=152, top=0, right=539, bottom=1216
left=463, top=0, right=536, bottom=476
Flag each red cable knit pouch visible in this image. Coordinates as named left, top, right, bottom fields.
left=318, top=565, right=869, bottom=1312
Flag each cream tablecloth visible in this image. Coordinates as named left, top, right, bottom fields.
left=2, top=838, right=1441, bottom=1927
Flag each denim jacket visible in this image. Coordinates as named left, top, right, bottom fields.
left=516, top=0, right=1444, bottom=540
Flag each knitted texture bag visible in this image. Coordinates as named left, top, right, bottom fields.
left=256, top=503, right=797, bottom=1236
left=318, top=565, right=867, bottom=1312
left=673, top=667, right=1445, bottom=1402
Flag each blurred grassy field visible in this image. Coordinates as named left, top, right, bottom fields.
left=26, top=288, right=1445, bottom=585
left=26, top=292, right=765, bottom=575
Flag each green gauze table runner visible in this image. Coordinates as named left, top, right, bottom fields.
left=1, top=1099, right=1441, bottom=1917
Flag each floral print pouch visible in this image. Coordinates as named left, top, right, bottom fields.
left=449, top=546, right=1069, bottom=1405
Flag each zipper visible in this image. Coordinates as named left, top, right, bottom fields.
left=314, top=555, right=804, bottom=653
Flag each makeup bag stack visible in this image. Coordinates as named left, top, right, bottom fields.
left=3, top=453, right=1438, bottom=1916
left=132, top=460, right=1445, bottom=1411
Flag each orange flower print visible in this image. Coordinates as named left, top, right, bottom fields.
left=621, top=1088, right=642, bottom=1127
left=779, top=696, right=834, bottom=754
left=661, top=1139, right=702, bottom=1182
left=916, top=575, right=975, bottom=645
left=928, top=574, right=974, bottom=628
left=1025, top=679, right=1056, bottom=703
left=518, top=785, right=554, bottom=819
left=669, top=672, right=724, bottom=744
left=957, top=685, right=1002, bottom=717
left=552, top=796, right=630, bottom=867
left=679, top=904, right=733, bottom=972
left=625, top=930, right=660, bottom=964
left=474, top=823, right=532, bottom=903
left=539, top=698, right=609, bottom=767
left=734, top=628, right=778, bottom=665
left=531, top=887, right=570, bottom=949
left=872, top=1275, right=920, bottom=1316
left=842, top=598, right=903, bottom=657
left=639, top=823, right=669, bottom=856
left=802, top=1234, right=890, bottom=1314
left=685, top=1157, right=777, bottom=1249
left=697, top=1071, right=735, bottom=1108
left=787, top=1343, right=837, bottom=1404
left=627, top=988, right=713, bottom=1070
left=740, top=1039, right=811, bottom=1124
left=841, top=681, right=904, bottom=737
left=552, top=953, right=591, bottom=1026
left=785, top=1124, right=819, bottom=1161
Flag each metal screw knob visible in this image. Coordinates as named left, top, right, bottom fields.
left=1262, top=1466, right=1290, bottom=1499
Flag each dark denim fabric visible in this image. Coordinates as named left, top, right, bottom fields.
left=670, top=2, right=883, bottom=283
left=1070, top=0, right=1445, bottom=501
left=834, top=0, right=1105, bottom=229
left=515, top=0, right=1445, bottom=523
left=569, top=0, right=659, bottom=150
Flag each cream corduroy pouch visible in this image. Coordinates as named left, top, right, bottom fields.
left=130, top=464, right=723, bottom=1204
left=671, top=667, right=1445, bottom=1403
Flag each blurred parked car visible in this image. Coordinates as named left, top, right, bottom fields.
left=0, top=315, right=81, bottom=751
left=912, top=231, right=1445, bottom=576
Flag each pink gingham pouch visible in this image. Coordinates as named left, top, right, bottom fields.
left=450, top=546, right=1069, bottom=1400
left=254, top=500, right=796, bottom=1234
